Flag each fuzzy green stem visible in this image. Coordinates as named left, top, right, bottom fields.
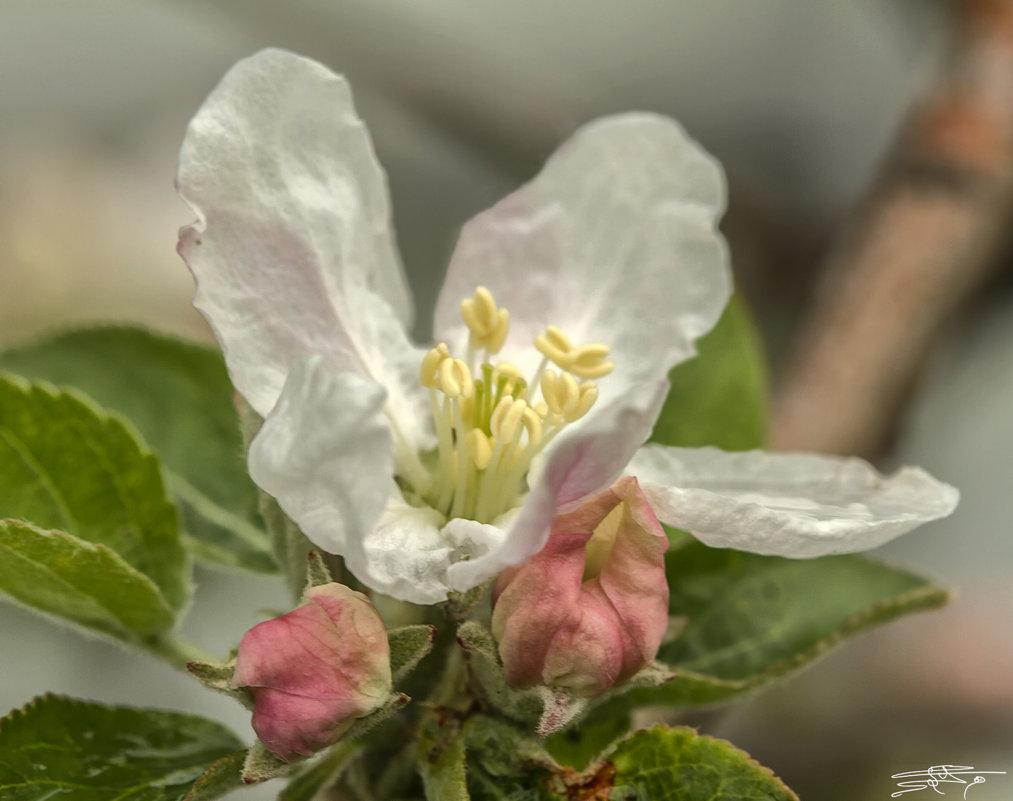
left=143, top=633, right=217, bottom=668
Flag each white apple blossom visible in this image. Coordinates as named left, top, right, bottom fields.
left=177, top=49, right=958, bottom=604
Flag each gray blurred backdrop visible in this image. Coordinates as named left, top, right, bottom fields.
left=1, top=2, right=1010, bottom=800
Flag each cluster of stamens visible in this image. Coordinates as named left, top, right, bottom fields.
left=418, top=286, right=613, bottom=523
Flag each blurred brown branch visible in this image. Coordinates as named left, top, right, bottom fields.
left=771, top=0, right=1013, bottom=457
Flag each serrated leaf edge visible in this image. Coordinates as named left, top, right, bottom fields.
left=624, top=558, right=951, bottom=717
left=0, top=327, right=274, bottom=575
left=594, top=724, right=800, bottom=801
left=0, top=692, right=246, bottom=741
left=672, top=575, right=949, bottom=697
left=0, top=518, right=177, bottom=639
left=0, top=373, right=190, bottom=610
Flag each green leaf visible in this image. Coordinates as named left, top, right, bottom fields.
left=470, top=723, right=798, bottom=801
left=279, top=740, right=365, bottom=801
left=467, top=770, right=555, bottom=801
left=0, top=327, right=274, bottom=573
left=185, top=659, right=253, bottom=711
left=0, top=375, right=187, bottom=611
left=388, top=624, right=437, bottom=683
left=418, top=712, right=469, bottom=801
left=651, top=293, right=768, bottom=451
left=465, top=716, right=559, bottom=801
left=544, top=716, right=629, bottom=770
left=639, top=543, right=948, bottom=708
left=0, top=519, right=176, bottom=639
left=603, top=725, right=798, bottom=801
left=304, top=549, right=333, bottom=590
left=464, top=715, right=557, bottom=779
left=456, top=621, right=543, bottom=727
left=241, top=741, right=293, bottom=784
left=259, top=490, right=313, bottom=595
left=183, top=751, right=246, bottom=801
left=0, top=694, right=245, bottom=801
left=341, top=692, right=410, bottom=742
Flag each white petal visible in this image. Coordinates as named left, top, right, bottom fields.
left=447, top=380, right=670, bottom=592
left=247, top=356, right=392, bottom=575
left=627, top=445, right=960, bottom=557
left=346, top=494, right=453, bottom=605
left=434, top=113, right=731, bottom=406
left=346, top=496, right=508, bottom=604
left=445, top=487, right=556, bottom=594
left=546, top=380, right=672, bottom=511
left=177, top=49, right=426, bottom=447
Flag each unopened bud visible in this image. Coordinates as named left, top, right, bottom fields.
left=232, top=583, right=392, bottom=761
left=491, top=477, right=668, bottom=697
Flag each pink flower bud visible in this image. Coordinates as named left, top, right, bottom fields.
left=232, top=583, right=391, bottom=761
left=491, top=477, right=669, bottom=697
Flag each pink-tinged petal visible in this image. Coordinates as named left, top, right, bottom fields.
left=233, top=583, right=391, bottom=761
left=177, top=49, right=427, bottom=447
left=446, top=380, right=669, bottom=594
left=247, top=356, right=392, bottom=577
left=302, top=584, right=393, bottom=700
left=546, top=380, right=672, bottom=511
left=246, top=692, right=354, bottom=761
left=492, top=477, right=669, bottom=697
left=627, top=445, right=960, bottom=557
left=434, top=113, right=731, bottom=409
left=593, top=478, right=670, bottom=677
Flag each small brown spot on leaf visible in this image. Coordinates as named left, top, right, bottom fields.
left=546, top=761, right=617, bottom=800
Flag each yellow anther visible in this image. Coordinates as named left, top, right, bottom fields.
left=563, top=374, right=583, bottom=416
left=438, top=358, right=474, bottom=398
left=534, top=330, right=570, bottom=366
left=474, top=286, right=497, bottom=323
left=420, top=343, right=450, bottom=388
left=424, top=290, right=617, bottom=524
left=504, top=406, right=544, bottom=469
left=541, top=370, right=579, bottom=416
left=535, top=325, right=613, bottom=378
left=490, top=396, right=528, bottom=443
left=461, top=286, right=510, bottom=354
left=540, top=371, right=559, bottom=409
left=466, top=429, right=494, bottom=470
left=541, top=370, right=600, bottom=422
left=543, top=325, right=571, bottom=352
left=573, top=382, right=598, bottom=421
left=565, top=343, right=614, bottom=379
left=494, top=362, right=522, bottom=380
left=539, top=370, right=557, bottom=403
left=461, top=298, right=494, bottom=336
left=569, top=342, right=609, bottom=362
left=484, top=308, right=510, bottom=353
left=521, top=406, right=543, bottom=445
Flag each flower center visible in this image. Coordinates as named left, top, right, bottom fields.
left=417, top=286, right=613, bottom=524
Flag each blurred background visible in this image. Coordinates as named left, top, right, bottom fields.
left=1, top=1, right=1011, bottom=799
